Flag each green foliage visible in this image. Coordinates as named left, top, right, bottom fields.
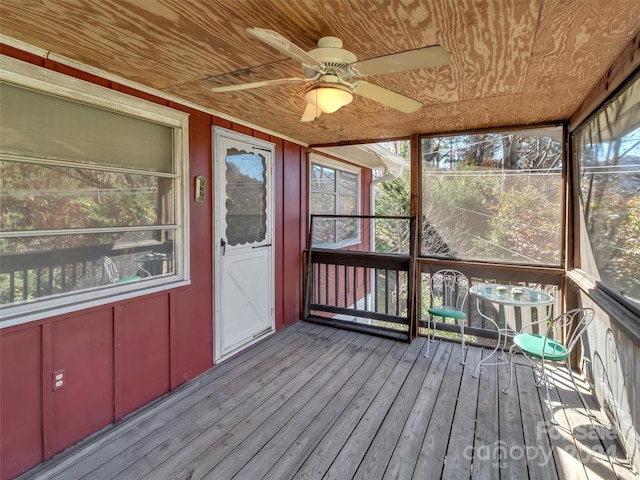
left=608, top=195, right=640, bottom=296
left=1, top=161, right=159, bottom=253
left=487, top=185, right=561, bottom=263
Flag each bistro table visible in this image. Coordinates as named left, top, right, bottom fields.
left=470, top=284, right=554, bottom=378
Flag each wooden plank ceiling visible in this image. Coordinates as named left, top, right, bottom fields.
left=1, top=0, right=639, bottom=145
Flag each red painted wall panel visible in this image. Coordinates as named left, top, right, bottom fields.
left=0, top=327, right=43, bottom=479
left=50, top=310, right=114, bottom=453
left=120, top=295, right=170, bottom=415
left=273, top=137, right=286, bottom=330
left=283, top=141, right=304, bottom=326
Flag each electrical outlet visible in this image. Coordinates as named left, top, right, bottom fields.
left=52, top=369, right=66, bottom=391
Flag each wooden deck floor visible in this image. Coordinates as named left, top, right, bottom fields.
left=23, top=322, right=635, bottom=480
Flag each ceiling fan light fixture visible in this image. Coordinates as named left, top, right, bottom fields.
left=304, top=84, right=353, bottom=114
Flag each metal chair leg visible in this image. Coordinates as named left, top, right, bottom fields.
left=538, top=358, right=559, bottom=424
left=566, top=360, right=596, bottom=419
left=459, top=319, right=466, bottom=365
left=424, top=316, right=434, bottom=358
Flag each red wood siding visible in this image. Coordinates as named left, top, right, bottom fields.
left=50, top=311, right=114, bottom=453
left=0, top=45, right=356, bottom=479
left=0, top=327, right=43, bottom=477
left=120, top=296, right=171, bottom=415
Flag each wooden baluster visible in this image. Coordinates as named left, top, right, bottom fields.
left=324, top=263, right=329, bottom=305
left=353, top=266, right=357, bottom=309
left=384, top=269, right=389, bottom=314
left=363, top=267, right=368, bottom=311
left=334, top=264, right=339, bottom=307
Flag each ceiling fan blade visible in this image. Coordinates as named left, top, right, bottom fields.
left=352, top=45, right=451, bottom=76
left=301, top=103, right=321, bottom=122
left=211, top=77, right=308, bottom=92
left=354, top=81, right=422, bottom=113
left=247, top=28, right=323, bottom=69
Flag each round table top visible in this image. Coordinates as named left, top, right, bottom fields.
left=469, top=284, right=554, bottom=307
left=135, top=252, right=172, bottom=262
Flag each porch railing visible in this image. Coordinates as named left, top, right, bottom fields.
left=418, top=259, right=564, bottom=344
left=304, top=215, right=418, bottom=342
left=0, top=242, right=173, bottom=305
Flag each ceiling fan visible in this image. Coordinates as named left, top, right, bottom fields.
left=210, top=28, right=451, bottom=122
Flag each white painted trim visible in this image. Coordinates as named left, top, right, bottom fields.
left=1, top=55, right=186, bottom=126
left=0, top=280, right=191, bottom=328
left=212, top=127, right=276, bottom=363
left=309, top=152, right=362, bottom=175
left=0, top=34, right=308, bottom=148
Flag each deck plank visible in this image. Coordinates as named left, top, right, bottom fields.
left=439, top=346, right=483, bottom=480
left=234, top=336, right=394, bottom=480
left=289, top=340, right=416, bottom=480
left=206, top=335, right=388, bottom=479
left=498, top=353, right=529, bottom=479
left=18, top=322, right=628, bottom=480
left=515, top=364, right=559, bottom=480
left=552, top=366, right=623, bottom=480
left=381, top=342, right=456, bottom=480
left=352, top=339, right=446, bottom=480
left=144, top=329, right=366, bottom=480
left=471, top=349, right=501, bottom=480
left=118, top=328, right=358, bottom=479
left=262, top=338, right=407, bottom=480
left=321, top=336, right=430, bottom=480
left=411, top=342, right=466, bottom=480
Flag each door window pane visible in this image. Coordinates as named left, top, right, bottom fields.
left=225, top=149, right=267, bottom=246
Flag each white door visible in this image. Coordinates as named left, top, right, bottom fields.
left=213, top=128, right=275, bottom=361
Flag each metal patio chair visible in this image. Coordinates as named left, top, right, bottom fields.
left=424, top=269, right=468, bottom=364
left=101, top=256, right=142, bottom=284
left=502, top=307, right=595, bottom=424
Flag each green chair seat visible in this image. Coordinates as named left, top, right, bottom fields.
left=428, top=307, right=467, bottom=320
left=513, top=333, right=569, bottom=361
left=114, top=275, right=141, bottom=284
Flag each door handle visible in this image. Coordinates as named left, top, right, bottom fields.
left=220, top=238, right=226, bottom=255
left=252, top=243, right=272, bottom=249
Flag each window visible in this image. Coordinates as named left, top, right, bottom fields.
left=420, top=126, right=564, bottom=265
left=0, top=58, right=189, bottom=326
left=573, top=71, right=640, bottom=309
left=309, top=155, right=360, bottom=247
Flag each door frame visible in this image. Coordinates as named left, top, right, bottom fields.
left=212, top=127, right=276, bottom=362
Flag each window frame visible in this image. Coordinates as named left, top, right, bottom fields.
left=0, top=55, right=190, bottom=328
left=308, top=153, right=361, bottom=248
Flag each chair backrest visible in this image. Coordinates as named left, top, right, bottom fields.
left=545, top=307, right=594, bottom=352
left=430, top=269, right=468, bottom=311
left=101, top=256, right=119, bottom=283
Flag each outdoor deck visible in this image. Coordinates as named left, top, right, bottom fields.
left=22, top=322, right=635, bottom=480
